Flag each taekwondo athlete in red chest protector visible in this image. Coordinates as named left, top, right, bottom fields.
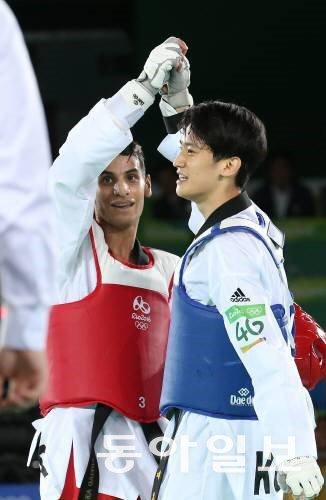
left=27, top=37, right=188, bottom=500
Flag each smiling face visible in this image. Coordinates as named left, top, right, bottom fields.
left=173, top=129, right=242, bottom=218
left=174, top=133, right=218, bottom=203
left=95, top=154, right=151, bottom=231
left=174, top=130, right=229, bottom=202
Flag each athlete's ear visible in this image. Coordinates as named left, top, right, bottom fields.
left=220, top=157, right=242, bottom=178
left=144, top=174, right=152, bottom=198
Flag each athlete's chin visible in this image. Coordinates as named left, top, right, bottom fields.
left=176, top=184, right=192, bottom=200
left=104, top=210, right=140, bottom=229
left=109, top=219, right=136, bottom=231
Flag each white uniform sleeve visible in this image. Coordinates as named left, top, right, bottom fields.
left=207, top=234, right=317, bottom=465
left=49, top=97, right=136, bottom=290
left=157, top=133, right=204, bottom=234
left=0, top=1, right=55, bottom=350
left=157, top=131, right=181, bottom=162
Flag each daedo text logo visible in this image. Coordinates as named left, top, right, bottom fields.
left=230, top=387, right=253, bottom=406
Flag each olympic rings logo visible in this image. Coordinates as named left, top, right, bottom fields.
left=135, top=321, right=149, bottom=331
left=133, top=296, right=151, bottom=315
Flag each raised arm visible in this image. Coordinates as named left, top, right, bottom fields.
left=156, top=55, right=206, bottom=234
left=50, top=37, right=186, bottom=288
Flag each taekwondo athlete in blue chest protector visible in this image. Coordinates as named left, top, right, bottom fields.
left=152, top=56, right=324, bottom=500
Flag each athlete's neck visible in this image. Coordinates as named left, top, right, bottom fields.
left=197, top=185, right=241, bottom=220
left=100, top=222, right=139, bottom=263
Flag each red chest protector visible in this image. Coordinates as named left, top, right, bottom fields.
left=40, top=230, right=171, bottom=422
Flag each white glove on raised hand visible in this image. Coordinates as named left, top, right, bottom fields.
left=160, top=56, right=193, bottom=116
left=137, top=36, right=186, bottom=95
left=111, top=37, right=186, bottom=128
left=277, top=457, right=324, bottom=499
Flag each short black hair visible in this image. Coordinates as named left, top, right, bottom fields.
left=120, top=141, right=146, bottom=175
left=180, top=101, right=267, bottom=188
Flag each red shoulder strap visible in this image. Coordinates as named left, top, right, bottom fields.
left=89, top=227, right=102, bottom=287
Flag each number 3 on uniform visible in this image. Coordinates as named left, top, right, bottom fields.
left=138, top=396, right=146, bottom=408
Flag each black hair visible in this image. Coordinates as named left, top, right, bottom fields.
left=180, top=101, right=267, bottom=188
left=120, top=141, right=146, bottom=175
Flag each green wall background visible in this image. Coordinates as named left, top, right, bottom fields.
left=139, top=214, right=326, bottom=326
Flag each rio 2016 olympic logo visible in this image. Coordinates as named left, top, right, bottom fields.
left=132, top=296, right=151, bottom=332
left=135, top=321, right=149, bottom=331
left=133, top=296, right=151, bottom=315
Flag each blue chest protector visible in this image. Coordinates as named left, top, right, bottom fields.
left=160, top=217, right=295, bottom=420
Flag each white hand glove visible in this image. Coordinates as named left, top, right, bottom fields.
left=166, top=55, right=190, bottom=96
left=107, top=37, right=185, bottom=129
left=137, top=37, right=184, bottom=96
left=160, top=56, right=193, bottom=116
left=277, top=457, right=324, bottom=499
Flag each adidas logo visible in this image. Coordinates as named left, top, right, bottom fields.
left=230, top=288, right=250, bottom=302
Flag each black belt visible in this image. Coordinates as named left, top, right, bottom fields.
left=151, top=409, right=183, bottom=500
left=141, top=421, right=162, bottom=465
left=78, top=404, right=163, bottom=500
left=79, top=404, right=113, bottom=500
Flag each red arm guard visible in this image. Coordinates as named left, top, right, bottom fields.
left=294, top=303, right=326, bottom=390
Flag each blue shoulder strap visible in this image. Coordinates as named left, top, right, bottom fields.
left=178, top=218, right=294, bottom=348
left=179, top=220, right=283, bottom=286
left=178, top=225, right=222, bottom=291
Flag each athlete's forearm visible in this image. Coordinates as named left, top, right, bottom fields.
left=244, top=341, right=317, bottom=464
left=50, top=99, right=133, bottom=197
left=48, top=99, right=133, bottom=283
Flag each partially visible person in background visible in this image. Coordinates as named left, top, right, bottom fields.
left=0, top=0, right=55, bottom=408
left=152, top=163, right=190, bottom=221
left=253, top=151, right=316, bottom=217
